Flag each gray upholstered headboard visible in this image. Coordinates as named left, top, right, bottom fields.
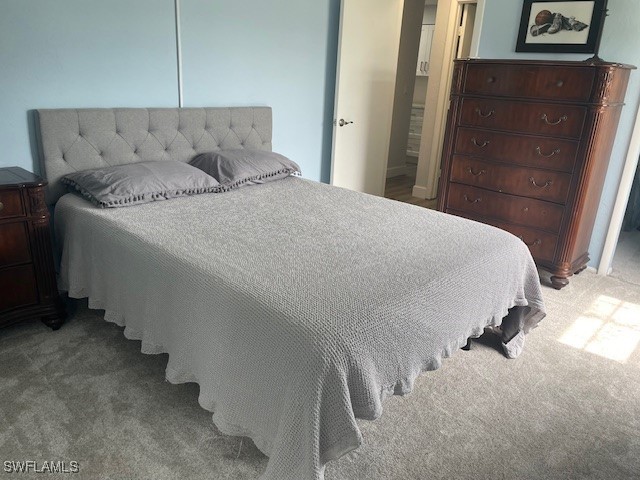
left=36, top=107, right=272, bottom=205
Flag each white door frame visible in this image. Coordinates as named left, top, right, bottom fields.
left=597, top=100, right=640, bottom=275
left=412, top=0, right=484, bottom=200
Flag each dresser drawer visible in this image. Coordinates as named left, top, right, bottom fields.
left=450, top=156, right=572, bottom=204
left=459, top=98, right=586, bottom=139
left=447, top=183, right=565, bottom=232
left=0, top=189, right=25, bottom=218
left=448, top=209, right=558, bottom=263
left=462, top=64, right=595, bottom=102
left=454, top=128, right=578, bottom=173
left=0, top=222, right=32, bottom=266
left=0, top=264, right=38, bottom=312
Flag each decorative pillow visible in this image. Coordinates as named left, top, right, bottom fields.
left=61, top=161, right=220, bottom=208
left=189, top=149, right=301, bottom=191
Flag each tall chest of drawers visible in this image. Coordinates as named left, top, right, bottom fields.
left=437, top=59, right=634, bottom=289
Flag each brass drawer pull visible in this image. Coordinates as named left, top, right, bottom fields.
left=463, top=195, right=482, bottom=204
left=475, top=107, right=494, bottom=118
left=471, top=138, right=490, bottom=148
left=536, top=146, right=561, bottom=157
left=466, top=166, right=486, bottom=177
left=529, top=177, right=553, bottom=188
left=541, top=113, right=567, bottom=125
left=0, top=201, right=4, bottom=212
left=518, top=236, right=542, bottom=247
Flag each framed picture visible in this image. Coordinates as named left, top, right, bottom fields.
left=516, top=0, right=606, bottom=53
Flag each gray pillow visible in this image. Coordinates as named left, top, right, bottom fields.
left=189, top=149, right=301, bottom=190
left=61, top=161, right=220, bottom=208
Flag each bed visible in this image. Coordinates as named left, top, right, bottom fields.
left=37, top=107, right=545, bottom=480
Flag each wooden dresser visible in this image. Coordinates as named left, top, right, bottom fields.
left=0, top=167, right=65, bottom=329
left=437, top=59, right=633, bottom=289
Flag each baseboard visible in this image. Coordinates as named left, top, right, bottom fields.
left=386, top=165, right=412, bottom=179
left=412, top=184, right=428, bottom=199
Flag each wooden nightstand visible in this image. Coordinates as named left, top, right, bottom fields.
left=0, top=167, right=66, bottom=330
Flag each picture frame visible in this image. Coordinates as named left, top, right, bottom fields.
left=515, top=0, right=606, bottom=53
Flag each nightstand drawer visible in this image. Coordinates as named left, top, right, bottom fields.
left=0, top=189, right=25, bottom=218
left=459, top=98, right=586, bottom=139
left=446, top=183, right=565, bottom=232
left=0, top=222, right=32, bottom=266
left=462, top=64, right=595, bottom=102
left=0, top=264, right=38, bottom=312
left=450, top=156, right=572, bottom=204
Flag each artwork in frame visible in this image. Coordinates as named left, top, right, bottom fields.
left=515, top=0, right=607, bottom=53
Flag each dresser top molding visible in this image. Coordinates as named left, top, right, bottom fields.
left=456, top=58, right=636, bottom=70
left=452, top=58, right=634, bottom=107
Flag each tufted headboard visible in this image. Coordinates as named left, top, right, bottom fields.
left=36, top=107, right=272, bottom=205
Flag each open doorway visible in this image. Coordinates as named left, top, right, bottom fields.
left=610, top=176, right=640, bottom=285
left=606, top=151, right=640, bottom=286
left=385, top=0, right=437, bottom=207
left=385, top=0, right=479, bottom=208
left=599, top=101, right=640, bottom=281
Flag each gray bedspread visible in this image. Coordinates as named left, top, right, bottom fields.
left=55, top=177, right=545, bottom=479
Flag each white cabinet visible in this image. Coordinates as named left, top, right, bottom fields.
left=416, top=24, right=434, bottom=76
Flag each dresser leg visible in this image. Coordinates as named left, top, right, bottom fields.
left=41, top=298, right=67, bottom=330
left=574, top=265, right=587, bottom=275
left=550, top=275, right=570, bottom=290
left=41, top=314, right=64, bottom=330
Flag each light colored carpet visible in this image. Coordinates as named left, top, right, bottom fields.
left=2, top=267, right=639, bottom=479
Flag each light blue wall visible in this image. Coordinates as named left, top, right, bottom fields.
left=179, top=0, right=339, bottom=182
left=476, top=0, right=640, bottom=268
left=0, top=0, right=179, bottom=175
left=0, top=0, right=339, bottom=182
